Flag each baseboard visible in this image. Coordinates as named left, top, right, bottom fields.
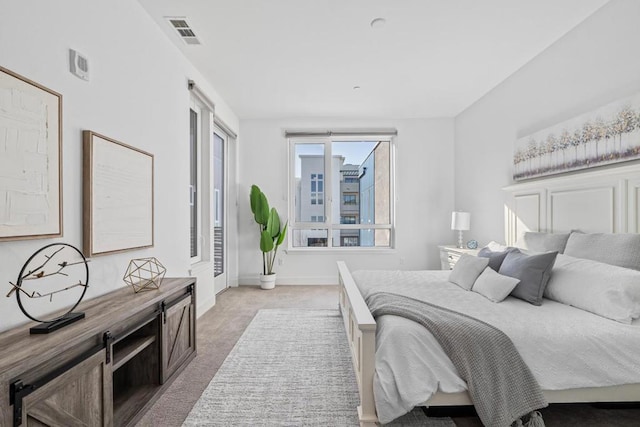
left=238, top=275, right=337, bottom=286
left=197, top=294, right=216, bottom=318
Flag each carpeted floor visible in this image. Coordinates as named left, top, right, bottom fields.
left=183, top=309, right=454, bottom=426
left=137, top=285, right=640, bottom=427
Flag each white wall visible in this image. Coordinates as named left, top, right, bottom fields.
left=0, top=0, right=239, bottom=332
left=454, top=0, right=640, bottom=245
left=238, top=118, right=455, bottom=284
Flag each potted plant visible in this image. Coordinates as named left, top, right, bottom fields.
left=250, top=185, right=288, bottom=289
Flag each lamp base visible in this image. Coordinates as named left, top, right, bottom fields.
left=457, top=230, right=465, bottom=249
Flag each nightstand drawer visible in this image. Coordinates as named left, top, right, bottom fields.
left=440, top=251, right=459, bottom=270
left=438, top=245, right=480, bottom=270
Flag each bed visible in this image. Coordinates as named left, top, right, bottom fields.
left=337, top=165, right=640, bottom=426
left=338, top=258, right=640, bottom=426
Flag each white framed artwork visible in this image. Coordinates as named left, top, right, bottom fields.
left=83, top=131, right=154, bottom=257
left=514, top=91, right=640, bottom=181
left=0, top=66, right=62, bottom=241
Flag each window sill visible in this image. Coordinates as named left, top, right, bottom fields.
left=285, top=247, right=396, bottom=254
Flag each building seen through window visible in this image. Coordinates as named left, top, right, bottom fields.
left=291, top=139, right=392, bottom=248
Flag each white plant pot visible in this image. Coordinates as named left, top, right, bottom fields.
left=259, top=273, right=277, bottom=290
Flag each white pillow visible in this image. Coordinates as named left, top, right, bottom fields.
left=485, top=241, right=509, bottom=252
left=563, top=233, right=640, bottom=271
left=545, top=254, right=640, bottom=324
left=472, top=267, right=520, bottom=303
left=449, top=254, right=489, bottom=291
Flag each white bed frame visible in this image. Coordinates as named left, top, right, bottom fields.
left=338, top=261, right=640, bottom=426
left=337, top=163, right=640, bottom=426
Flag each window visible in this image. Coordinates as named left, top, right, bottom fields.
left=189, top=105, right=201, bottom=262
left=340, top=215, right=357, bottom=224
left=310, top=173, right=324, bottom=205
left=189, top=96, right=214, bottom=264
left=342, top=236, right=360, bottom=246
left=343, top=194, right=357, bottom=205
left=290, top=137, right=394, bottom=249
left=307, top=237, right=327, bottom=247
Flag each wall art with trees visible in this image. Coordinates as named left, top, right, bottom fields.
left=514, top=92, right=640, bottom=181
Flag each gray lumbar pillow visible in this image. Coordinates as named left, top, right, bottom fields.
left=564, top=233, right=640, bottom=271
left=498, top=249, right=558, bottom=305
left=516, top=231, right=571, bottom=254
left=478, top=247, right=516, bottom=271
left=449, top=254, right=489, bottom=291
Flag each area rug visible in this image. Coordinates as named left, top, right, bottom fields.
left=183, top=309, right=454, bottom=426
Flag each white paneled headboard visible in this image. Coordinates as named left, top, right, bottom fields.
left=503, top=163, right=640, bottom=245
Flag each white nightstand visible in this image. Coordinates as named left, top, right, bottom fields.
left=438, top=245, right=480, bottom=270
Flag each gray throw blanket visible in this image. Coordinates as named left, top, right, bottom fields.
left=366, top=292, right=548, bottom=427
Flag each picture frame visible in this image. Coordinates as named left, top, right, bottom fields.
left=513, top=91, right=640, bottom=181
left=83, top=130, right=154, bottom=257
left=0, top=66, right=63, bottom=241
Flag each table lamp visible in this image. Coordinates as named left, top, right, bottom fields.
left=451, top=212, right=470, bottom=249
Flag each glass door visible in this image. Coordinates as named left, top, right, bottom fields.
left=213, top=128, right=227, bottom=294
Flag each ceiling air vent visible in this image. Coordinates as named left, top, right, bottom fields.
left=166, top=17, right=201, bottom=45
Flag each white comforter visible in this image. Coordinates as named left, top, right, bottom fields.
left=352, top=269, right=640, bottom=424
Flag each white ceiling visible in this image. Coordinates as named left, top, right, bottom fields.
left=138, top=0, right=609, bottom=120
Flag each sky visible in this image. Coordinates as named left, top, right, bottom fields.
left=294, top=141, right=377, bottom=177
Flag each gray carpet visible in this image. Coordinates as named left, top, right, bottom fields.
left=183, top=309, right=454, bottom=426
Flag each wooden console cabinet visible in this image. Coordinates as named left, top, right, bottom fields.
left=0, top=277, right=196, bottom=427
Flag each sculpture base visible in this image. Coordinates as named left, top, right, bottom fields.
left=30, top=312, right=85, bottom=334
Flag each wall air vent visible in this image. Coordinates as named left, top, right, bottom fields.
left=166, top=17, right=201, bottom=45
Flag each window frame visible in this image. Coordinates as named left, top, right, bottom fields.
left=189, top=99, right=204, bottom=263
left=287, top=136, right=396, bottom=251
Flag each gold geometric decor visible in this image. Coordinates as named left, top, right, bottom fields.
left=123, top=257, right=166, bottom=293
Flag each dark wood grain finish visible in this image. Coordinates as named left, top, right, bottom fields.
left=22, top=350, right=110, bottom=427
left=161, top=295, right=195, bottom=383
left=0, top=278, right=195, bottom=427
left=112, top=335, right=156, bottom=371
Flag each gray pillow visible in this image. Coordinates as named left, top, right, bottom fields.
left=449, top=254, right=489, bottom=291
left=517, top=232, right=571, bottom=254
left=478, top=247, right=516, bottom=271
left=499, top=249, right=558, bottom=305
left=564, top=233, right=640, bottom=270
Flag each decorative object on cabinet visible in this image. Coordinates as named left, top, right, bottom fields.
left=466, top=239, right=479, bottom=249
left=83, top=130, right=154, bottom=257
left=123, top=257, right=166, bottom=293
left=6, top=243, right=89, bottom=334
left=0, top=66, right=62, bottom=242
left=514, top=91, right=640, bottom=181
left=249, top=185, right=287, bottom=289
left=0, top=277, right=196, bottom=427
left=439, top=245, right=480, bottom=270
left=451, top=211, right=471, bottom=249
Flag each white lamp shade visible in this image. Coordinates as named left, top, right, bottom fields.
left=451, top=212, right=470, bottom=231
